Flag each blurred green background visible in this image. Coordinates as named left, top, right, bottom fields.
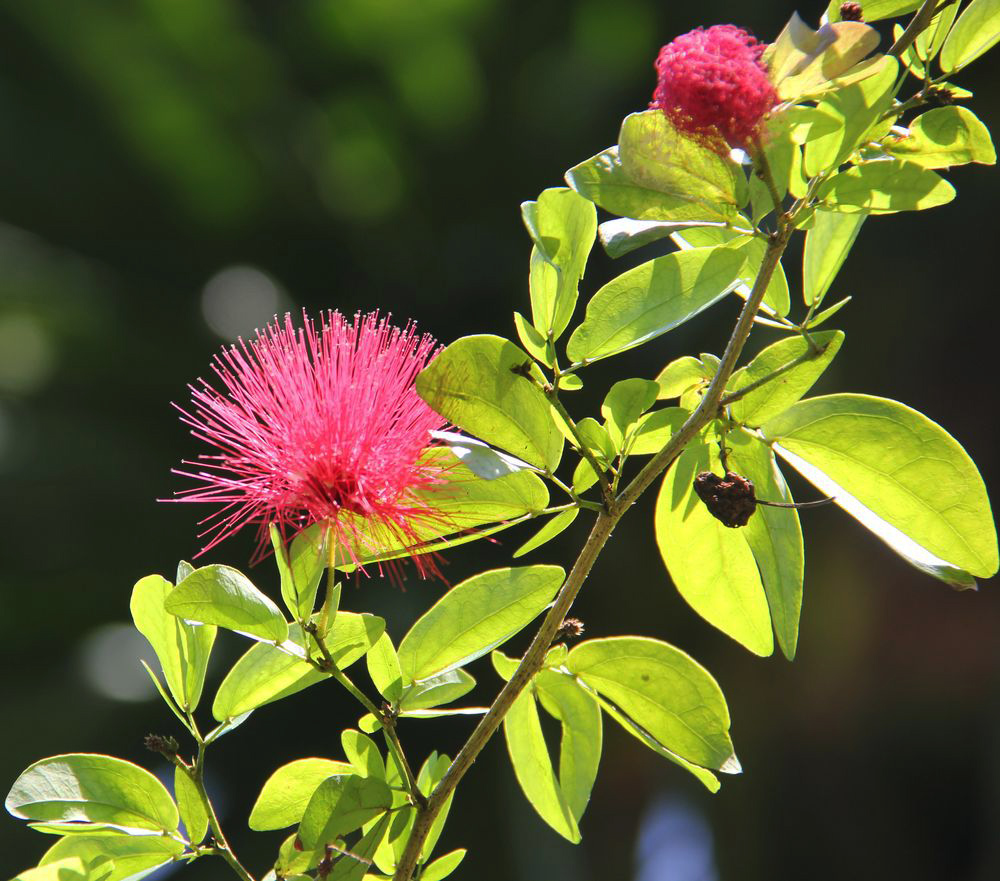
left=2, top=1, right=999, bottom=879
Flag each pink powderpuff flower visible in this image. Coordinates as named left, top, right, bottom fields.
left=651, top=24, right=778, bottom=151
left=170, top=310, right=450, bottom=577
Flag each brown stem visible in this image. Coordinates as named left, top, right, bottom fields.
left=391, top=217, right=793, bottom=881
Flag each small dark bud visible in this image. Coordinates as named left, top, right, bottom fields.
left=693, top=470, right=757, bottom=527
left=556, top=617, right=585, bottom=642
left=510, top=361, right=534, bottom=379
left=380, top=700, right=399, bottom=724
left=926, top=85, right=956, bottom=105
left=144, top=734, right=179, bottom=756
left=840, top=2, right=864, bottom=21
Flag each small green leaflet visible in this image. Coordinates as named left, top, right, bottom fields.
left=602, top=379, right=660, bottom=449
left=617, top=111, right=746, bottom=216
left=271, top=524, right=326, bottom=622
left=513, top=508, right=579, bottom=558
left=941, top=0, right=1000, bottom=71
left=817, top=160, right=956, bottom=213
left=803, top=210, right=865, bottom=307
left=566, top=246, right=745, bottom=363
left=397, top=565, right=565, bottom=681
left=885, top=107, right=996, bottom=169
left=130, top=574, right=215, bottom=713
left=726, top=432, right=804, bottom=660
left=165, top=564, right=288, bottom=644
left=763, top=394, right=998, bottom=585
left=297, top=775, right=392, bottom=852
left=40, top=835, right=183, bottom=881
left=174, top=765, right=208, bottom=845
left=249, top=758, right=356, bottom=832
left=727, top=330, right=845, bottom=426
left=416, top=335, right=563, bottom=471
left=421, top=849, right=467, bottom=881
left=6, top=754, right=179, bottom=832
left=398, top=668, right=477, bottom=711
left=521, top=187, right=597, bottom=340
left=566, top=636, right=738, bottom=772
left=366, top=631, right=405, bottom=703
left=656, top=444, right=774, bottom=656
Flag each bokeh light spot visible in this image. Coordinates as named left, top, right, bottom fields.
left=201, top=265, right=288, bottom=341
left=78, top=623, right=158, bottom=703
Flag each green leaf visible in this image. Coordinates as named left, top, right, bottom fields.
left=504, top=689, right=580, bottom=842
left=598, top=218, right=723, bottom=259
left=250, top=758, right=354, bottom=831
left=212, top=614, right=384, bottom=721
left=165, top=564, right=288, bottom=644
left=804, top=56, right=898, bottom=177
left=618, top=111, right=746, bottom=215
left=806, top=296, right=853, bottom=328
left=818, top=160, right=956, bottom=213
left=656, top=357, right=710, bottom=399
left=342, top=730, right=386, bottom=781
left=766, top=15, right=884, bottom=101
left=328, top=814, right=391, bottom=881
left=420, top=849, right=467, bottom=881
left=416, top=335, right=563, bottom=471
left=857, top=0, right=921, bottom=21
left=513, top=508, right=580, bottom=558
left=397, top=565, right=564, bottom=681
left=941, top=0, right=1000, bottom=70
left=272, top=524, right=327, bottom=622
left=40, top=836, right=182, bottom=881
left=763, top=394, right=999, bottom=583
left=130, top=575, right=216, bottom=713
left=726, top=432, right=804, bottom=660
left=416, top=753, right=453, bottom=861
left=371, top=804, right=415, bottom=874
left=298, top=775, right=392, bottom=851
left=10, top=858, right=92, bottom=881
left=513, top=309, right=554, bottom=366
left=398, top=668, right=476, bottom=711
left=655, top=445, right=774, bottom=655
left=566, top=637, right=738, bottom=771
left=803, top=210, right=865, bottom=307
left=6, top=754, right=178, bottom=832
left=521, top=187, right=597, bottom=339
left=174, top=766, right=208, bottom=845
left=566, top=147, right=731, bottom=223
left=574, top=417, right=615, bottom=460
left=366, top=632, right=405, bottom=703
left=602, top=379, right=660, bottom=449
left=535, top=670, right=602, bottom=823
left=490, top=649, right=520, bottom=681
left=885, top=106, right=996, bottom=168
left=628, top=407, right=689, bottom=456
left=727, top=330, right=846, bottom=425
left=728, top=235, right=791, bottom=318
left=566, top=246, right=745, bottom=363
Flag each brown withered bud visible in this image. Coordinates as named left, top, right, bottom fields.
left=840, top=2, right=864, bottom=22
left=555, top=617, right=585, bottom=642
left=144, top=734, right=179, bottom=757
left=693, top=470, right=757, bottom=528
left=926, top=84, right=956, bottom=105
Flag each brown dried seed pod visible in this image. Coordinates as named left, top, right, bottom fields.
left=693, top=470, right=757, bottom=528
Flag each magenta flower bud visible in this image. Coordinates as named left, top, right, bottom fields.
left=651, top=24, right=778, bottom=150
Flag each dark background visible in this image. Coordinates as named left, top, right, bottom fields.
left=1, top=1, right=998, bottom=879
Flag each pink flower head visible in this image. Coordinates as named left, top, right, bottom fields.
left=170, top=310, right=449, bottom=576
left=651, top=24, right=777, bottom=150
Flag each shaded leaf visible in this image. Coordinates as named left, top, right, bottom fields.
left=174, top=766, right=208, bottom=845
left=803, top=210, right=865, bottom=307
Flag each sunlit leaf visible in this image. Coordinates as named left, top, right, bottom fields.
left=249, top=758, right=355, bottom=832
left=174, top=766, right=208, bottom=845
left=513, top=508, right=580, bottom=558
left=655, top=445, right=773, bottom=655
left=803, top=210, right=865, bottom=307
left=7, top=754, right=178, bottom=832
left=366, top=632, right=405, bottom=704
left=416, top=335, right=563, bottom=471
left=399, top=668, right=476, bottom=711
left=818, top=160, right=956, bottom=213
left=298, top=775, right=392, bottom=851
left=941, top=0, right=1000, bottom=70
left=885, top=106, right=996, bottom=168
left=397, top=565, right=564, bottom=681
left=130, top=574, right=216, bottom=713
left=763, top=394, right=998, bottom=582
left=40, top=835, right=182, bottom=881
left=566, top=246, right=745, bottom=363
left=165, top=564, right=288, bottom=644
left=566, top=637, right=738, bottom=771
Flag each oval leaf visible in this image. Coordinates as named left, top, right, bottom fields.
left=131, top=575, right=216, bottom=713
left=803, top=210, right=865, bottom=307
left=566, top=636, right=737, bottom=772
left=941, top=0, right=1000, bottom=70
left=817, top=160, right=955, bottom=214
left=249, top=758, right=354, bottom=831
left=416, top=335, right=563, bottom=471
left=566, top=246, right=745, bottom=363
left=41, top=835, right=183, bottom=881
left=503, top=690, right=580, bottom=842
left=885, top=106, right=996, bottom=169
left=655, top=445, right=774, bottom=656
left=212, top=614, right=384, bottom=721
left=398, top=565, right=565, bottom=681
left=762, top=394, right=998, bottom=581
left=297, top=775, right=392, bottom=851
left=6, top=754, right=178, bottom=832
left=165, top=564, right=288, bottom=644
left=513, top=508, right=580, bottom=558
